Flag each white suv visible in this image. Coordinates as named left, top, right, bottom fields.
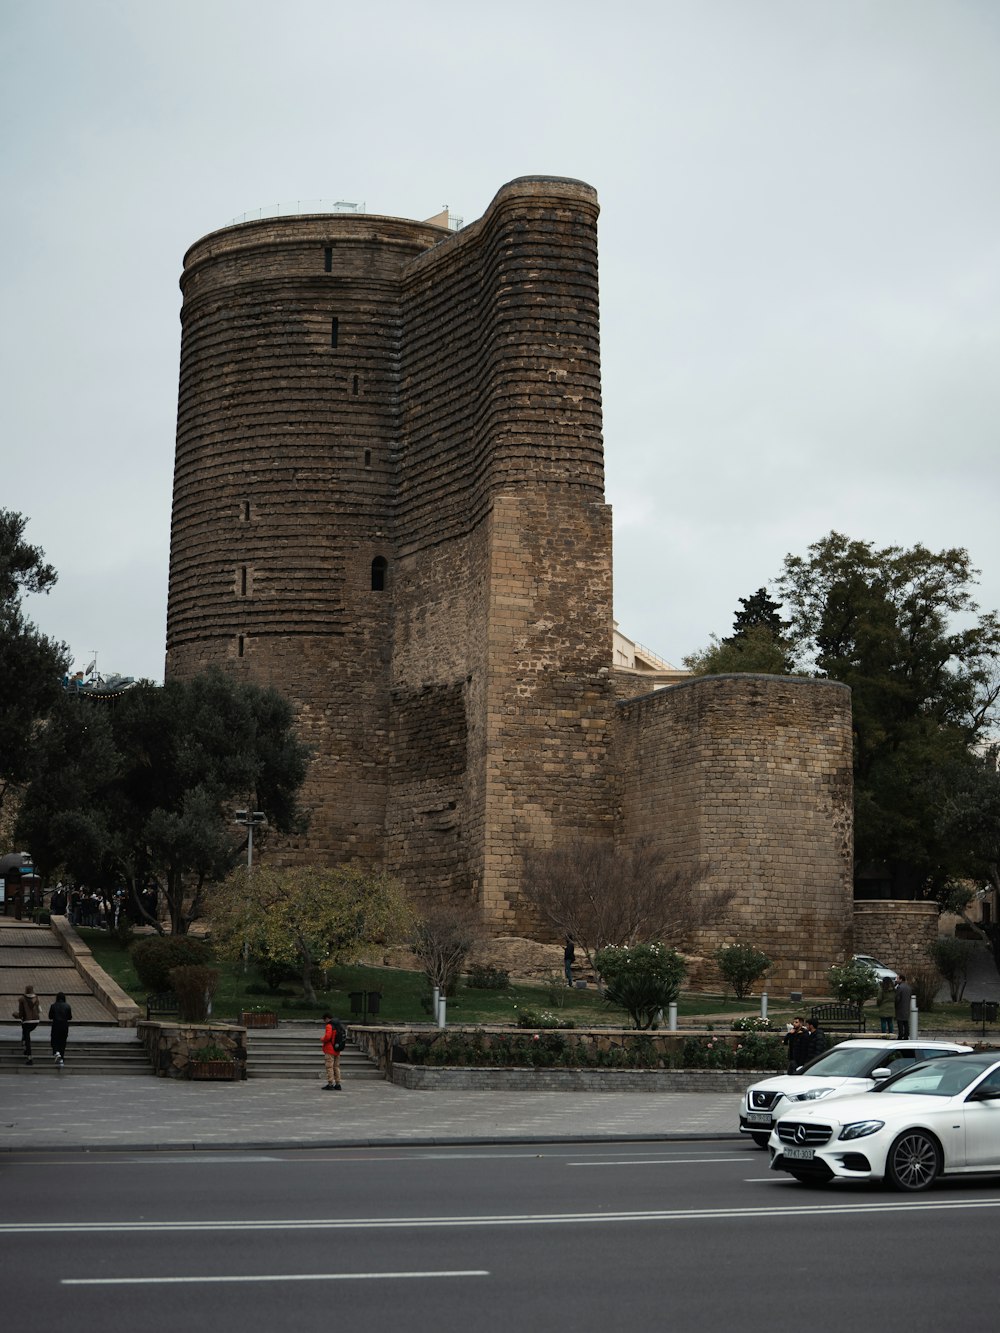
left=739, top=1039, right=972, bottom=1146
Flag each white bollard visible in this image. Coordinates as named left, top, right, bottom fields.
left=760, top=992, right=768, bottom=1022
left=432, top=986, right=440, bottom=1022
left=910, top=995, right=919, bottom=1040
left=437, top=995, right=447, bottom=1029
left=668, top=1001, right=678, bottom=1032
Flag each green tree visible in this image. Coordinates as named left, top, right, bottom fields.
left=927, top=936, right=976, bottom=1003
left=714, top=942, right=772, bottom=998
left=16, top=669, right=310, bottom=932
left=684, top=587, right=794, bottom=675
left=827, top=958, right=881, bottom=1010
left=594, top=942, right=687, bottom=1029
left=208, top=863, right=414, bottom=1002
left=0, top=510, right=70, bottom=815
left=777, top=532, right=1000, bottom=897
left=929, top=750, right=1000, bottom=973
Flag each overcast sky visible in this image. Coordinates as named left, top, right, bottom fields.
left=4, top=0, right=999, bottom=683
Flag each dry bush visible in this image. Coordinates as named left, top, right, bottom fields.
left=520, top=837, right=732, bottom=968
left=412, top=904, right=485, bottom=996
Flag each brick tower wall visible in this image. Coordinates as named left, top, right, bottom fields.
left=613, top=674, right=854, bottom=993
left=388, top=178, right=615, bottom=924
left=167, top=179, right=617, bottom=917
left=166, top=213, right=448, bottom=862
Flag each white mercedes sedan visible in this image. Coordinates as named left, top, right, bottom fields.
left=768, top=1050, right=1000, bottom=1191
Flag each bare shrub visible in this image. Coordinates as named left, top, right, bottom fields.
left=412, top=905, right=485, bottom=996
left=520, top=837, right=732, bottom=970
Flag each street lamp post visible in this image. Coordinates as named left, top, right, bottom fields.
left=234, top=809, right=266, bottom=972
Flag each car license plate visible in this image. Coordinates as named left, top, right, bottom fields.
left=746, top=1112, right=771, bottom=1125
left=783, top=1146, right=814, bottom=1161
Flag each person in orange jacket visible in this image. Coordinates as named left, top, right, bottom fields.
left=321, top=1012, right=346, bottom=1090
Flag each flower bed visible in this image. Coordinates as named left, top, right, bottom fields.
left=240, top=1010, right=278, bottom=1029
left=352, top=1026, right=786, bottom=1073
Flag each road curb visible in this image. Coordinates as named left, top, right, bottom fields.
left=0, top=1131, right=745, bottom=1154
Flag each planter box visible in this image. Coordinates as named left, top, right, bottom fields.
left=240, top=1011, right=278, bottom=1029
left=188, top=1059, right=241, bottom=1081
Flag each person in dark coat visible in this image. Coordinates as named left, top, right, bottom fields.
left=564, top=937, right=575, bottom=988
left=48, top=992, right=72, bottom=1066
left=894, top=975, right=913, bottom=1040
left=804, top=1018, right=827, bottom=1061
left=782, top=1016, right=810, bottom=1073
left=14, top=984, right=40, bottom=1065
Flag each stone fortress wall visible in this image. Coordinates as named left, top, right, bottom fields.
left=167, top=175, right=859, bottom=991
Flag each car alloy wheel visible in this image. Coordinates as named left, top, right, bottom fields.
left=751, top=1133, right=771, bottom=1149
left=886, top=1131, right=941, bottom=1192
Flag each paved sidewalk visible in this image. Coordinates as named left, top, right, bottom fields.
left=0, top=1064, right=739, bottom=1153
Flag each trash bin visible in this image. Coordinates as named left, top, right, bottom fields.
left=348, top=991, right=365, bottom=1018
left=366, top=991, right=382, bottom=1017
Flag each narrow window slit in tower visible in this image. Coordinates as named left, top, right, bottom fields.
left=352, top=374, right=359, bottom=395
left=324, top=247, right=332, bottom=273
left=364, top=449, right=371, bottom=467
left=240, top=566, right=248, bottom=597
left=238, top=636, right=245, bottom=658
left=330, top=317, right=339, bottom=348
left=371, top=556, right=387, bottom=592
left=241, top=500, right=250, bottom=521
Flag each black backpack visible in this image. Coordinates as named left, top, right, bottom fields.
left=332, top=1020, right=347, bottom=1053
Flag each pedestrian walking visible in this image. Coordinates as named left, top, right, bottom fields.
left=13, top=984, right=40, bottom=1065
left=48, top=991, right=72, bottom=1066
left=894, top=974, right=913, bottom=1039
left=321, top=1012, right=347, bottom=1090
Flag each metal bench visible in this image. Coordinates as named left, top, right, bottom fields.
left=145, top=992, right=180, bottom=1020
left=348, top=990, right=382, bottom=1023
left=809, top=1002, right=865, bottom=1032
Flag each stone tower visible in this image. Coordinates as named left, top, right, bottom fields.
left=167, top=177, right=615, bottom=928
left=167, top=174, right=855, bottom=987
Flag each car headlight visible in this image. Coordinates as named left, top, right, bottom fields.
left=838, top=1120, right=885, bottom=1140
left=791, top=1087, right=836, bottom=1102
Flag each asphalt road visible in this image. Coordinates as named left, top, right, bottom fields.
left=3, top=1141, right=999, bottom=1333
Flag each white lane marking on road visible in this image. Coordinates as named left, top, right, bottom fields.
left=568, top=1157, right=747, bottom=1166
left=63, top=1270, right=489, bottom=1286
left=11, top=1197, right=1000, bottom=1234
left=118, top=1156, right=283, bottom=1165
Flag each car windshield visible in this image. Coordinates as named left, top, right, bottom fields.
left=798, top=1047, right=884, bottom=1078
left=881, top=1055, right=997, bottom=1098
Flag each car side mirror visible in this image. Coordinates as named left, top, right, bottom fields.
left=967, top=1087, right=1000, bottom=1102
left=871, top=1068, right=892, bottom=1080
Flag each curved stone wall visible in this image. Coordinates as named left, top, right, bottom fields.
left=613, top=674, right=854, bottom=992
left=853, top=900, right=939, bottom=977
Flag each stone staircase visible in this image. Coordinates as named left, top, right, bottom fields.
left=245, top=1028, right=382, bottom=1081
left=0, top=1025, right=382, bottom=1080
left=0, top=1033, right=152, bottom=1076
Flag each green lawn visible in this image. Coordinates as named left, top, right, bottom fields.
left=80, top=929, right=769, bottom=1027
left=78, top=929, right=992, bottom=1034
